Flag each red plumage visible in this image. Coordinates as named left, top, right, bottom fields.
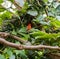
left=27, top=23, right=32, bottom=30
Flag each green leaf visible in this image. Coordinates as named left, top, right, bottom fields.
left=43, top=0, right=48, bottom=3
left=14, top=50, right=27, bottom=59
left=0, top=11, right=12, bottom=20
left=14, top=50, right=20, bottom=55
left=0, top=0, right=3, bottom=4
left=30, top=31, right=46, bottom=37
left=53, top=2, right=60, bottom=8
left=19, top=50, right=27, bottom=59
left=0, top=54, right=5, bottom=59
left=27, top=10, right=38, bottom=16
left=18, top=27, right=27, bottom=33
left=20, top=2, right=29, bottom=13
left=11, top=30, right=17, bottom=35
left=9, top=55, right=15, bottom=59
left=4, top=48, right=13, bottom=57
left=0, top=18, right=3, bottom=25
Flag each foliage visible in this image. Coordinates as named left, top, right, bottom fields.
left=0, top=0, right=60, bottom=59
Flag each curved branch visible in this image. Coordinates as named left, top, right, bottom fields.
left=0, top=38, right=23, bottom=50
left=0, top=32, right=27, bottom=44
left=0, top=38, right=60, bottom=50
left=24, top=45, right=60, bottom=50
left=10, top=35, right=28, bottom=44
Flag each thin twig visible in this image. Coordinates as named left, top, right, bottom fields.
left=0, top=32, right=27, bottom=44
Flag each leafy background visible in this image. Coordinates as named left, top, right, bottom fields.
left=0, top=0, right=60, bottom=59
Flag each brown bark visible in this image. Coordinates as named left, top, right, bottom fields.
left=0, top=32, right=27, bottom=44
left=0, top=37, right=60, bottom=50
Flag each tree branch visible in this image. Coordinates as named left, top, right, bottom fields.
left=0, top=38, right=60, bottom=50
left=13, top=0, right=22, bottom=10
left=13, top=0, right=26, bottom=10
left=0, top=32, right=27, bottom=44
left=0, top=38, right=23, bottom=50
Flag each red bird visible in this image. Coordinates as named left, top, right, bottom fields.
left=27, top=23, right=32, bottom=30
